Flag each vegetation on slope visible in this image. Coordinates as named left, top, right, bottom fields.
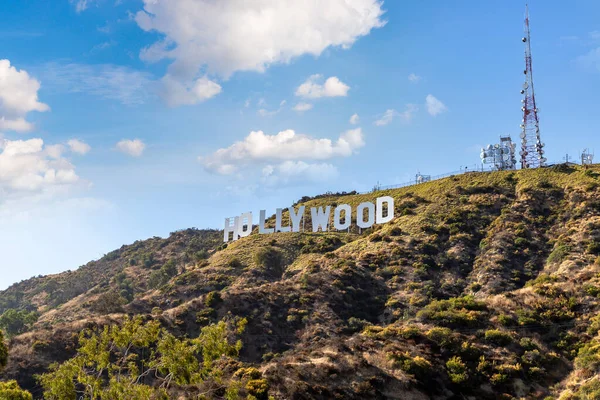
left=1, top=164, right=600, bottom=399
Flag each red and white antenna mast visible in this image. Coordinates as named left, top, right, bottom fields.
left=519, top=4, right=546, bottom=169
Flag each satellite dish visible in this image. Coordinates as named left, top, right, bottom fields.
left=523, top=82, right=529, bottom=89
left=494, top=144, right=500, bottom=149
left=503, top=154, right=510, bottom=161
left=522, top=37, right=527, bottom=42
left=520, top=132, right=526, bottom=139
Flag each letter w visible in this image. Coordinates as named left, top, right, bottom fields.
left=311, top=206, right=331, bottom=232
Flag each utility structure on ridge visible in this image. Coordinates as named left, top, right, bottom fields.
left=519, top=4, right=546, bottom=169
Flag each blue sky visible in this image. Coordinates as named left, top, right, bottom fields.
left=1, top=0, right=599, bottom=289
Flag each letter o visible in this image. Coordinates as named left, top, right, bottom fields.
left=333, top=204, right=351, bottom=230
left=357, top=202, right=375, bottom=229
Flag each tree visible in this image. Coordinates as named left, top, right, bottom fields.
left=0, top=309, right=38, bottom=337
left=0, top=329, right=8, bottom=371
left=38, top=316, right=247, bottom=399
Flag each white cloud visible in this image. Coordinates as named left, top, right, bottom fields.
left=408, top=73, right=421, bottom=83
left=71, top=0, right=94, bottom=13
left=0, top=137, right=80, bottom=195
left=262, top=161, right=338, bottom=186
left=135, top=0, right=385, bottom=79
left=0, top=118, right=35, bottom=132
left=375, top=109, right=398, bottom=126
left=39, top=62, right=154, bottom=105
left=295, top=75, right=350, bottom=99
left=67, top=139, right=91, bottom=155
left=399, top=104, right=418, bottom=122
left=257, top=99, right=287, bottom=117
left=159, top=74, right=222, bottom=107
left=349, top=113, right=360, bottom=125
left=293, top=102, right=313, bottom=112
left=375, top=105, right=418, bottom=126
left=0, top=59, right=49, bottom=133
left=425, top=94, right=447, bottom=116
left=590, top=31, right=600, bottom=40
left=200, top=128, right=364, bottom=175
left=135, top=0, right=383, bottom=107
left=116, top=139, right=145, bottom=157
left=577, top=47, right=600, bottom=72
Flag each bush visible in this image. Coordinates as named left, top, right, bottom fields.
left=497, top=314, right=516, bottom=327
left=90, top=292, right=125, bottom=314
left=228, top=258, right=243, bottom=269
left=149, top=261, right=180, bottom=289
left=574, top=339, right=600, bottom=374
left=253, top=247, right=284, bottom=277
left=426, top=327, right=456, bottom=348
left=0, top=330, right=7, bottom=371
left=446, top=356, right=468, bottom=384
left=246, top=379, right=269, bottom=400
left=387, top=352, right=433, bottom=379
left=0, top=380, right=33, bottom=400
left=417, top=296, right=487, bottom=328
left=0, top=309, right=38, bottom=337
left=346, top=317, right=370, bottom=333
left=484, top=329, right=513, bottom=346
left=547, top=245, right=571, bottom=264
left=205, top=291, right=222, bottom=307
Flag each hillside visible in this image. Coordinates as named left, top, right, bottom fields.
left=1, top=164, right=600, bottom=399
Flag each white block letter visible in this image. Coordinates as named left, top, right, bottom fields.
left=357, top=202, right=375, bottom=229
left=376, top=196, right=395, bottom=224
left=289, top=206, right=305, bottom=232
left=224, top=216, right=239, bottom=242
left=311, top=206, right=331, bottom=232
left=259, top=210, right=274, bottom=234
left=238, top=212, right=253, bottom=238
left=333, top=204, right=351, bottom=230
left=275, top=208, right=291, bottom=232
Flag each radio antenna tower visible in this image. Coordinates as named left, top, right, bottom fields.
left=519, top=4, right=546, bottom=169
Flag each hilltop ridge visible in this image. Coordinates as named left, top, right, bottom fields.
left=2, top=164, right=600, bottom=399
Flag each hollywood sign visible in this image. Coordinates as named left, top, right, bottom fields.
left=224, top=196, right=394, bottom=242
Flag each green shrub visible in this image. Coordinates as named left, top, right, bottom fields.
left=571, top=377, right=600, bottom=399
left=490, top=373, right=508, bottom=385
left=587, top=242, right=600, bottom=255
left=0, top=309, right=38, bottom=337
left=574, top=339, right=600, bottom=373
left=484, top=329, right=513, bottom=346
left=0, top=380, right=33, bottom=400
left=426, top=327, right=456, bottom=348
left=205, top=291, right=222, bottom=307
left=387, top=352, right=433, bottom=379
left=446, top=356, right=468, bottom=384
left=585, top=285, right=600, bottom=298
left=417, top=296, right=487, bottom=328
left=253, top=247, right=284, bottom=277
left=246, top=379, right=269, bottom=400
left=0, top=330, right=7, bottom=371
left=547, top=245, right=571, bottom=264
left=228, top=258, right=243, bottom=269
left=497, top=314, right=515, bottom=327
left=346, top=317, right=370, bottom=333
